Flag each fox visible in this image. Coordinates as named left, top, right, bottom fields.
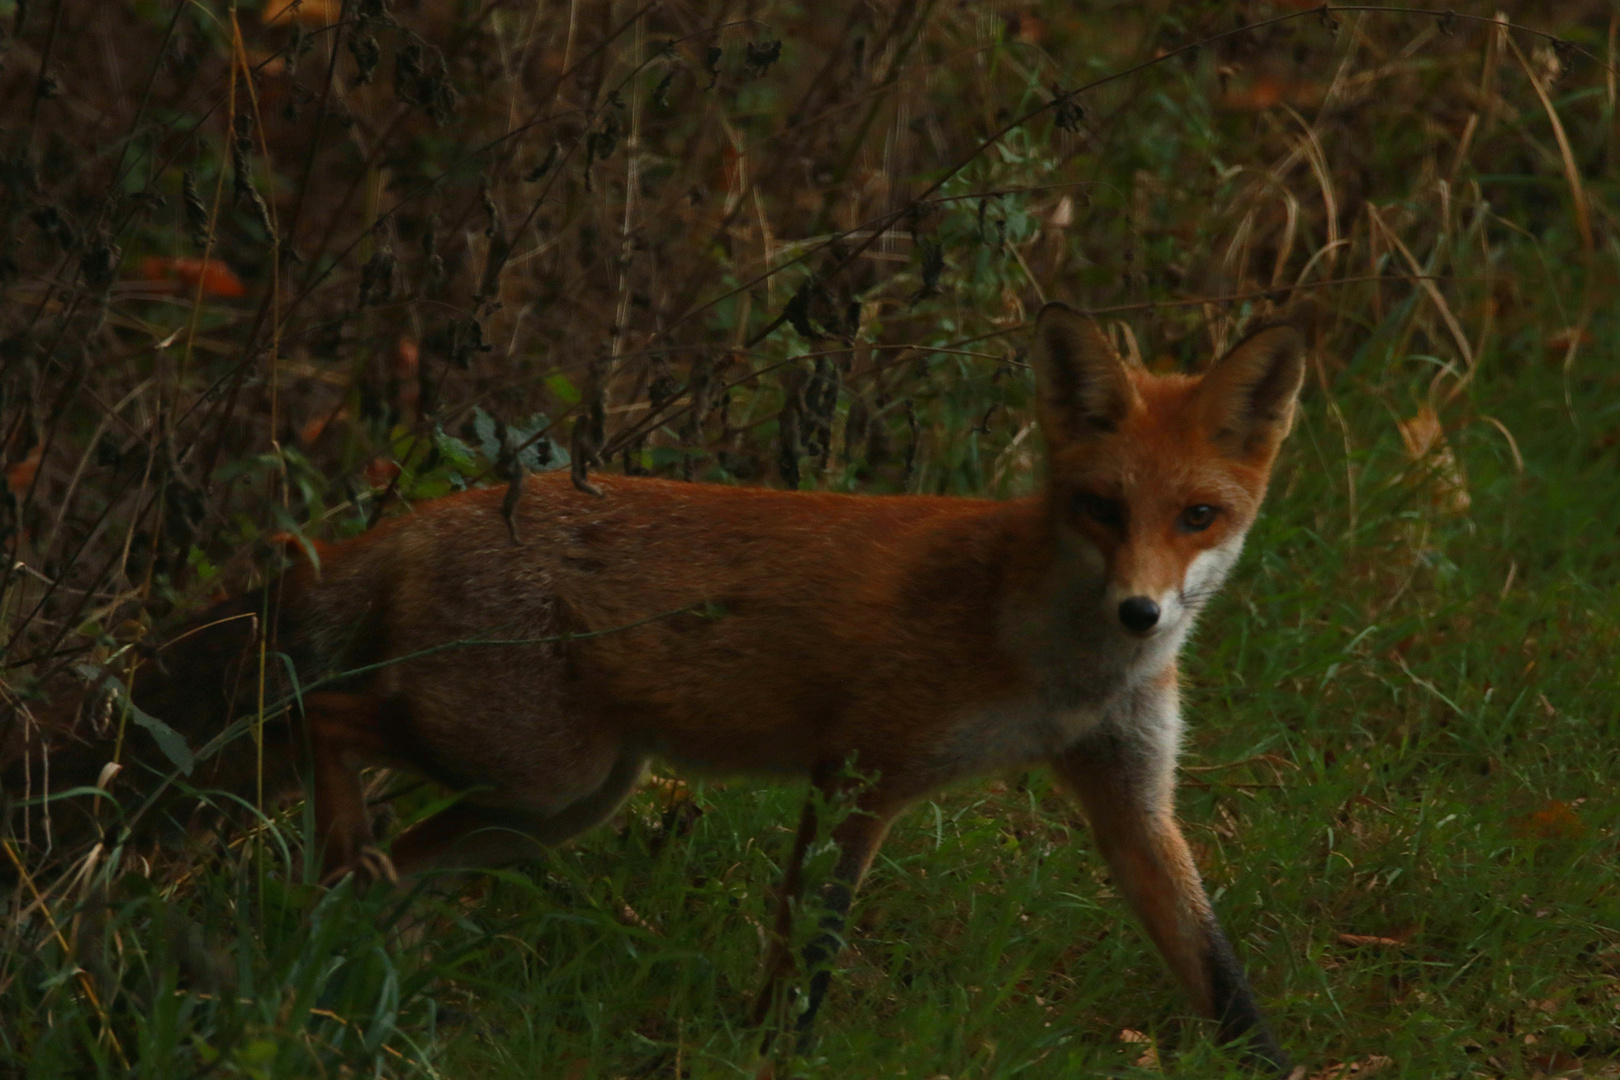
left=3, top=302, right=1302, bottom=1071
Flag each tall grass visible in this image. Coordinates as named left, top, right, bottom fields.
left=3, top=2, right=1618, bottom=1076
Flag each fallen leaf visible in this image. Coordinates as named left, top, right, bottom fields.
left=1527, top=1048, right=1583, bottom=1076
left=394, top=336, right=421, bottom=418
left=1007, top=11, right=1045, bottom=45
left=5, top=442, right=41, bottom=496
left=720, top=141, right=746, bottom=193
left=1397, top=406, right=1470, bottom=514
left=644, top=776, right=690, bottom=797
left=393, top=336, right=419, bottom=379
left=364, top=457, right=401, bottom=489
left=619, top=902, right=660, bottom=935
left=1310, top=1055, right=1393, bottom=1080
left=1220, top=75, right=1328, bottom=111
left=1545, top=326, right=1593, bottom=354
left=1337, top=932, right=1410, bottom=949
left=1516, top=800, right=1584, bottom=842
left=137, top=256, right=247, bottom=299
left=1048, top=195, right=1074, bottom=228
left=1119, top=1028, right=1160, bottom=1071
left=246, top=49, right=287, bottom=78
left=299, top=415, right=329, bottom=446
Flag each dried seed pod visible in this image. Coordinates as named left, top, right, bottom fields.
left=497, top=420, right=526, bottom=543
left=842, top=396, right=867, bottom=466
left=349, top=32, right=380, bottom=85
left=804, top=357, right=840, bottom=467
left=745, top=40, right=782, bottom=77
left=777, top=364, right=806, bottom=488
left=1050, top=86, right=1084, bottom=133
left=570, top=415, right=603, bottom=498
left=901, top=399, right=919, bottom=489
left=181, top=170, right=208, bottom=249
left=913, top=237, right=943, bottom=302
left=80, top=233, right=121, bottom=294
left=680, top=356, right=713, bottom=481
left=358, top=246, right=396, bottom=307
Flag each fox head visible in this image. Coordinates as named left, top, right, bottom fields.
left=1031, top=302, right=1305, bottom=645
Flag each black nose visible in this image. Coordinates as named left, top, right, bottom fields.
left=1118, top=596, right=1161, bottom=634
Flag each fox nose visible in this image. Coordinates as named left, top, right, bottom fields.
left=1117, top=596, right=1161, bottom=635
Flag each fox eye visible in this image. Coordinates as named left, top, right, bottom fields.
left=1074, top=493, right=1125, bottom=528
left=1179, top=504, right=1218, bottom=532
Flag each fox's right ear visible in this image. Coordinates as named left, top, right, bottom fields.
left=1197, top=324, right=1306, bottom=459
left=1031, top=303, right=1137, bottom=443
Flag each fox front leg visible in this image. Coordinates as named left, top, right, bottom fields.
left=1052, top=701, right=1289, bottom=1073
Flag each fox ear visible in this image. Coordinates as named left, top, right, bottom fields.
left=1031, top=303, right=1137, bottom=443
left=1198, top=325, right=1306, bottom=457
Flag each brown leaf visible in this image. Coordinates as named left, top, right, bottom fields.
left=1526, top=1048, right=1582, bottom=1076
left=1337, top=932, right=1410, bottom=949
left=298, top=409, right=346, bottom=447
left=1009, top=12, right=1046, bottom=45
left=1545, top=326, right=1593, bottom=354
left=1119, top=1028, right=1160, bottom=1071
left=1397, top=406, right=1470, bottom=514
left=363, top=457, right=401, bottom=489
left=136, top=256, right=247, bottom=298
left=1516, top=800, right=1584, bottom=842
left=1220, top=75, right=1327, bottom=112
left=5, top=443, right=41, bottom=497
left=393, top=336, right=419, bottom=379
left=1310, top=1055, right=1393, bottom=1080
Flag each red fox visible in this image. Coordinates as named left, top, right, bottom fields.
left=6, top=303, right=1301, bottom=1070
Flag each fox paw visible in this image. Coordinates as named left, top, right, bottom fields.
left=357, top=845, right=400, bottom=887
left=320, top=846, right=399, bottom=889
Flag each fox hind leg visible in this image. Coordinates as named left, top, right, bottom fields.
left=750, top=783, right=823, bottom=1029
left=301, top=691, right=398, bottom=887
left=387, top=750, right=647, bottom=875
left=304, top=692, right=646, bottom=881
left=751, top=770, right=905, bottom=1054
left=791, top=801, right=898, bottom=1052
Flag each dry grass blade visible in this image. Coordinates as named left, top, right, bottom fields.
left=1365, top=203, right=1474, bottom=385
left=1503, top=31, right=1593, bottom=256
left=1503, top=25, right=1595, bottom=384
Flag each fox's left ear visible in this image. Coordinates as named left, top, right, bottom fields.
left=1198, top=325, right=1306, bottom=457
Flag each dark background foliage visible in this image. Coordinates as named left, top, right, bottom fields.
left=2, top=2, right=1619, bottom=1077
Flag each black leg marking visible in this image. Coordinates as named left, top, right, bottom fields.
left=792, top=880, right=855, bottom=1053
left=1206, top=919, right=1290, bottom=1074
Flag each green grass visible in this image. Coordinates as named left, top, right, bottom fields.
left=5, top=2, right=1620, bottom=1077
left=13, top=347, right=1616, bottom=1077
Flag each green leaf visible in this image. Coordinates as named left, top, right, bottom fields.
left=74, top=664, right=195, bottom=775
left=546, top=372, right=581, bottom=403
